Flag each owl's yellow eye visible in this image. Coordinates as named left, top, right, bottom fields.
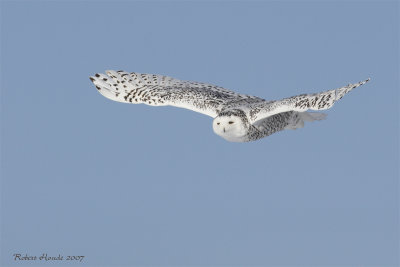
left=229, top=121, right=234, bottom=124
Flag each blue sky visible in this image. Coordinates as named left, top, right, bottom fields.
left=1, top=1, right=398, bottom=266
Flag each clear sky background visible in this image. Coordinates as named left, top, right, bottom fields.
left=1, top=1, right=398, bottom=266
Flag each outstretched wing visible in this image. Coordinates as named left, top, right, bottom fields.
left=90, top=70, right=258, bottom=118
left=247, top=79, right=370, bottom=124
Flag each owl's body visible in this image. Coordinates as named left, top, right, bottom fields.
left=90, top=70, right=369, bottom=142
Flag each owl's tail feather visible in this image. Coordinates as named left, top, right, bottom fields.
left=301, top=112, right=327, bottom=122
left=285, top=112, right=327, bottom=130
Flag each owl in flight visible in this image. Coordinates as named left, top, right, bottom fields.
left=90, top=70, right=369, bottom=142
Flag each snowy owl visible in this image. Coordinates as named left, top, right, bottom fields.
left=90, top=70, right=369, bottom=142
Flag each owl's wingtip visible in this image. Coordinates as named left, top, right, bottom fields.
left=361, top=78, right=371, bottom=85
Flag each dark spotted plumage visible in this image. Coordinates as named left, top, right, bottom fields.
left=90, top=70, right=369, bottom=142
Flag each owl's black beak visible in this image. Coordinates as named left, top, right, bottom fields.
left=223, top=128, right=225, bottom=133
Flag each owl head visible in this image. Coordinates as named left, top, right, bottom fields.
left=212, top=109, right=249, bottom=142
